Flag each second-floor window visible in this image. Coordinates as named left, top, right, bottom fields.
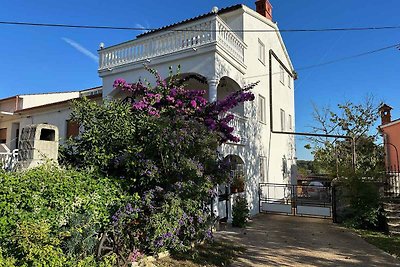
left=288, top=114, right=292, bottom=130
left=279, top=65, right=285, bottom=85
left=258, top=39, right=265, bottom=64
left=258, top=95, right=266, bottom=123
left=288, top=74, right=292, bottom=88
left=280, top=109, right=286, bottom=131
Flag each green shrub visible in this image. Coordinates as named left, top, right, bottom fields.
left=337, top=170, right=386, bottom=230
left=0, top=165, right=130, bottom=266
left=232, top=196, right=249, bottom=228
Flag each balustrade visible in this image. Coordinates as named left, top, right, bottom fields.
left=99, top=16, right=245, bottom=70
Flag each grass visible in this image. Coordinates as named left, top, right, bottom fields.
left=154, top=240, right=245, bottom=267
left=355, top=229, right=400, bottom=258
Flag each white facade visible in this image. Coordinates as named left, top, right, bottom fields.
left=98, top=4, right=296, bottom=218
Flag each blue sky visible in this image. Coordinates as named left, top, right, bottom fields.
left=1, top=0, right=399, bottom=160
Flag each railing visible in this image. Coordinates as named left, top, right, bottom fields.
left=0, top=149, right=18, bottom=171
left=99, top=16, right=246, bottom=71
left=227, top=113, right=247, bottom=145
left=385, top=169, right=400, bottom=197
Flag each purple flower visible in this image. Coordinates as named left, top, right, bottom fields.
left=113, top=78, right=127, bottom=88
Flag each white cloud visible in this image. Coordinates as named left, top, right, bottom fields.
left=135, top=23, right=150, bottom=34
left=62, top=37, right=98, bottom=63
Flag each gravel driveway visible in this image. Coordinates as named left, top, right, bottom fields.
left=215, top=214, right=400, bottom=267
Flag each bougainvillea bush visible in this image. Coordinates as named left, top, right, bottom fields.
left=61, top=66, right=256, bottom=263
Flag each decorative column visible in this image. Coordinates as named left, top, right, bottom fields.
left=207, top=77, right=219, bottom=103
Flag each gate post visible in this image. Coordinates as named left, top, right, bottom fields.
left=332, top=185, right=337, bottom=223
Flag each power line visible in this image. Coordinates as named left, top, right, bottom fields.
left=297, top=43, right=400, bottom=71
left=244, top=42, right=400, bottom=79
left=1, top=20, right=400, bottom=33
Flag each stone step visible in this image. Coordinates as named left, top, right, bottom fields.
left=387, top=216, right=400, bottom=223
left=388, top=223, right=400, bottom=231
left=383, top=203, right=400, bottom=211
left=385, top=211, right=400, bottom=217
left=389, top=230, right=400, bottom=236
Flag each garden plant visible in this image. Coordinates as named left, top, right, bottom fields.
left=0, top=66, right=256, bottom=266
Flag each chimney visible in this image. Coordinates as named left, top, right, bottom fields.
left=379, top=103, right=393, bottom=125
left=255, top=0, right=273, bottom=20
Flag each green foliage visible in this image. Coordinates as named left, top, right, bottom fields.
left=232, top=196, right=249, bottom=228
left=0, top=165, right=129, bottom=266
left=337, top=170, right=385, bottom=230
left=308, top=97, right=384, bottom=176
left=60, top=100, right=140, bottom=174
left=296, top=160, right=319, bottom=176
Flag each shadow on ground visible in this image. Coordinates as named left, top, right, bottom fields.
left=215, top=214, right=400, bottom=267
left=155, top=240, right=245, bottom=267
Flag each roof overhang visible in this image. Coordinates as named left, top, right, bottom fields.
left=379, top=119, right=400, bottom=130
left=0, top=111, right=14, bottom=117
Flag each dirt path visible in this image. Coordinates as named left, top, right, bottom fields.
left=215, top=214, right=400, bottom=267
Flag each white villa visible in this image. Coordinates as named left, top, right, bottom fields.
left=98, top=0, right=296, bottom=219
left=0, top=0, right=296, bottom=220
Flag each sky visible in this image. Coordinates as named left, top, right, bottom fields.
left=1, top=0, right=400, bottom=160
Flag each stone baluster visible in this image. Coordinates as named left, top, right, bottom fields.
left=208, top=77, right=219, bottom=103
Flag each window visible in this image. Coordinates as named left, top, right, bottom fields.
left=260, top=156, right=267, bottom=183
left=258, top=39, right=265, bottom=64
left=40, top=129, right=55, bottom=141
left=258, top=95, right=266, bottom=123
left=279, top=66, right=285, bottom=85
left=224, top=155, right=245, bottom=193
left=66, top=120, right=80, bottom=138
left=288, top=114, right=292, bottom=130
left=288, top=74, right=292, bottom=88
left=282, top=155, right=288, bottom=175
left=0, top=128, right=6, bottom=144
left=280, top=109, right=285, bottom=131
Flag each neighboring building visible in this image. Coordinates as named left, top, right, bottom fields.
left=379, top=104, right=400, bottom=171
left=98, top=0, right=296, bottom=219
left=0, top=87, right=102, bottom=150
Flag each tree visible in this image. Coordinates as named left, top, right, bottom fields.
left=306, top=96, right=385, bottom=176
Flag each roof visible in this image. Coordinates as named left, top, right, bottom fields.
left=16, top=94, right=101, bottom=114
left=379, top=118, right=400, bottom=129
left=0, top=86, right=102, bottom=101
left=137, top=4, right=243, bottom=38
left=379, top=103, right=393, bottom=111
left=0, top=96, right=17, bottom=103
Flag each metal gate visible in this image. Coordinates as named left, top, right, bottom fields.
left=259, top=183, right=332, bottom=218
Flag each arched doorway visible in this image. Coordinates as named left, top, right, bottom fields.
left=218, top=154, right=245, bottom=222
left=217, top=76, right=244, bottom=116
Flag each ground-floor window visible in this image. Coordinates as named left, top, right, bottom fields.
left=0, top=128, right=6, bottom=144
left=66, top=120, right=80, bottom=138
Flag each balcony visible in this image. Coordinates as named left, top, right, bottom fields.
left=98, top=15, right=246, bottom=71
left=227, top=113, right=247, bottom=146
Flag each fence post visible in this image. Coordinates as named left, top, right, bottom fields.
left=332, top=185, right=337, bottom=223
